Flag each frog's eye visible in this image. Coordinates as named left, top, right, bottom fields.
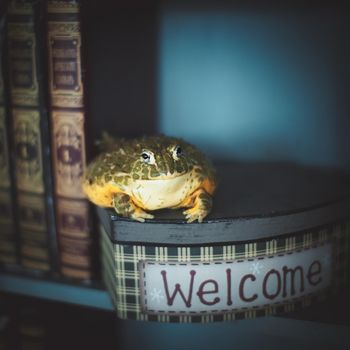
left=141, top=150, right=155, bottom=164
left=141, top=152, right=150, bottom=160
left=172, top=145, right=183, bottom=160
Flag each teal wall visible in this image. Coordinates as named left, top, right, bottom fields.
left=159, top=4, right=350, bottom=168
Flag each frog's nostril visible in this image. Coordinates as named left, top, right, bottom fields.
left=155, top=154, right=168, bottom=176
left=161, top=153, right=174, bottom=175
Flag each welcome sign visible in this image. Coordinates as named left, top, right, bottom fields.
left=140, top=243, right=332, bottom=314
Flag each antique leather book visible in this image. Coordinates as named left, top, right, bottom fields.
left=47, top=0, right=94, bottom=280
left=6, top=0, right=56, bottom=273
left=0, top=15, right=17, bottom=269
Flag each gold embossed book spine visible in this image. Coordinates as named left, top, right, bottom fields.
left=0, top=16, right=17, bottom=269
left=47, top=0, right=94, bottom=280
left=6, top=0, right=57, bottom=273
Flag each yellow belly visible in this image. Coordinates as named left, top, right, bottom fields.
left=82, top=182, right=122, bottom=207
left=82, top=171, right=208, bottom=211
left=126, top=173, right=195, bottom=210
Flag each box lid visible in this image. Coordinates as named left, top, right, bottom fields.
left=97, top=162, right=350, bottom=245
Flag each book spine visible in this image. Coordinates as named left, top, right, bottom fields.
left=6, top=0, right=57, bottom=274
left=0, top=15, right=18, bottom=269
left=47, top=0, right=94, bottom=281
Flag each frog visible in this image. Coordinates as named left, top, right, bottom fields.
left=82, top=134, right=217, bottom=223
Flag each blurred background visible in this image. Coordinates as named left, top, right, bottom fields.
left=84, top=0, right=350, bottom=170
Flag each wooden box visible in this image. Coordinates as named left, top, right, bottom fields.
left=98, top=162, right=350, bottom=322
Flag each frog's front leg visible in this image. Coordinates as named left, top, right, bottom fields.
left=182, top=188, right=212, bottom=223
left=112, top=193, right=154, bottom=223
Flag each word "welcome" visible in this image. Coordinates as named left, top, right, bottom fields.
left=140, top=244, right=332, bottom=314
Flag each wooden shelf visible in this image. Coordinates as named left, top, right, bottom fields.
left=0, top=272, right=114, bottom=311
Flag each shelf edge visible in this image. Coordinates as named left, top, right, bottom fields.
left=0, top=273, right=114, bottom=311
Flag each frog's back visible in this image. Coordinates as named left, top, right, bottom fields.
left=82, top=149, right=130, bottom=208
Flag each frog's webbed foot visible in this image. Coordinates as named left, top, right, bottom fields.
left=113, top=193, right=154, bottom=223
left=183, top=189, right=212, bottom=223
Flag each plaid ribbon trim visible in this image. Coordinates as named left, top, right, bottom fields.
left=101, top=221, right=350, bottom=323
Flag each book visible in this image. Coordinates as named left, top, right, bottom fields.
left=6, top=0, right=57, bottom=274
left=0, top=15, right=17, bottom=269
left=47, top=0, right=94, bottom=280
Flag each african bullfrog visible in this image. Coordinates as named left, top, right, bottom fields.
left=82, top=135, right=216, bottom=223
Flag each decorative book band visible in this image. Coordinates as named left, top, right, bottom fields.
left=0, top=190, right=14, bottom=227
left=56, top=197, right=90, bottom=238
left=47, top=0, right=83, bottom=108
left=47, top=1, right=80, bottom=15
left=0, top=67, right=3, bottom=105
left=0, top=108, right=11, bottom=188
left=51, top=110, right=86, bottom=198
left=17, top=193, right=47, bottom=233
left=7, top=0, right=33, bottom=15
left=12, top=108, right=44, bottom=193
left=21, top=258, right=50, bottom=272
left=7, top=3, right=39, bottom=107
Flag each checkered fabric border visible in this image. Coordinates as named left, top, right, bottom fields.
left=100, top=221, right=350, bottom=323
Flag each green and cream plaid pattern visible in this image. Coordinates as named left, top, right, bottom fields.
left=101, top=221, right=350, bottom=323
